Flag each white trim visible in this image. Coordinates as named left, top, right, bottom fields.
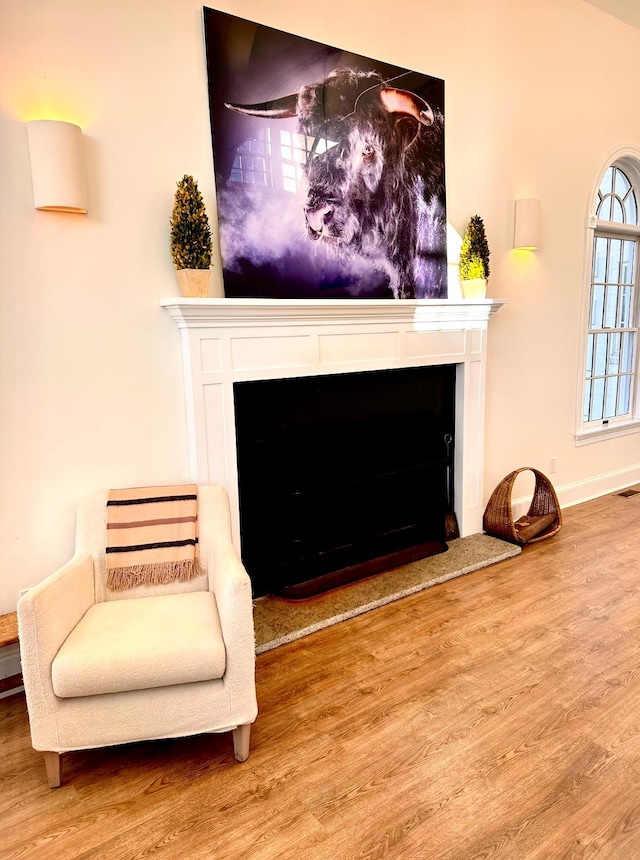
left=594, top=220, right=640, bottom=237
left=162, top=297, right=505, bottom=546
left=575, top=417, right=640, bottom=445
left=512, top=462, right=640, bottom=519
left=161, top=297, right=504, bottom=330
left=0, top=644, right=23, bottom=700
left=575, top=145, right=640, bottom=443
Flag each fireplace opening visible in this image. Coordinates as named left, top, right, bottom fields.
left=234, top=364, right=456, bottom=598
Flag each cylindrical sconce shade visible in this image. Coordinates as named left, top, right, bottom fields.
left=513, top=198, right=540, bottom=250
left=27, top=120, right=88, bottom=214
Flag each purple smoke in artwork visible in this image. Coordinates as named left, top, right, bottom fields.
left=216, top=181, right=385, bottom=296
left=216, top=183, right=306, bottom=273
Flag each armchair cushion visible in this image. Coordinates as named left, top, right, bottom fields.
left=52, top=591, right=225, bottom=698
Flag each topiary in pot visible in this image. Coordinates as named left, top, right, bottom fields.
left=459, top=215, right=490, bottom=298
left=170, top=175, right=213, bottom=297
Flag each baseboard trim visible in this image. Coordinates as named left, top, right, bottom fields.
left=0, top=644, right=23, bottom=699
left=511, top=464, right=640, bottom=518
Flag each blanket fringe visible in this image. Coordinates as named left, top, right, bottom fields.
left=106, top=557, right=204, bottom=592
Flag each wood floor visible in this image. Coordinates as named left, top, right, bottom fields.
left=3, top=490, right=640, bottom=859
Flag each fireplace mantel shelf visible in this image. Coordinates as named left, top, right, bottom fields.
left=161, top=297, right=505, bottom=330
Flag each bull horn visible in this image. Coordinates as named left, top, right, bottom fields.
left=379, top=88, right=434, bottom=126
left=224, top=93, right=298, bottom=119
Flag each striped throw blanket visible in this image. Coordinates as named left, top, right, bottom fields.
left=106, top=485, right=203, bottom=591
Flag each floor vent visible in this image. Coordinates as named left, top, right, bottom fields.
left=617, top=488, right=640, bottom=497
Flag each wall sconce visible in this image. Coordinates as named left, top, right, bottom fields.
left=513, top=198, right=540, bottom=250
left=27, top=120, right=88, bottom=214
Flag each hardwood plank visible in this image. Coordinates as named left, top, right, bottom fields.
left=0, top=611, right=18, bottom=648
left=3, top=490, right=640, bottom=858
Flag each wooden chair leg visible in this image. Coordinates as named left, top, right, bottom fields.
left=232, top=723, right=251, bottom=762
left=43, top=751, right=61, bottom=788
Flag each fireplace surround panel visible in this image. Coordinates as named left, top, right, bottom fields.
left=162, top=298, right=504, bottom=572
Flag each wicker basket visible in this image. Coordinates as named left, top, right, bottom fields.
left=483, top=467, right=562, bottom=545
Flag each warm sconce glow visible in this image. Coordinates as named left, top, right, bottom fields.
left=27, top=120, right=88, bottom=214
left=513, top=198, right=540, bottom=250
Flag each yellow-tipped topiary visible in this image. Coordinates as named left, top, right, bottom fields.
left=459, top=215, right=490, bottom=281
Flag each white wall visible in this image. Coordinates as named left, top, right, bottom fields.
left=1, top=0, right=639, bottom=612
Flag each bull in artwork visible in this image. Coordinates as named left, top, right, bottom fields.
left=225, top=68, right=446, bottom=299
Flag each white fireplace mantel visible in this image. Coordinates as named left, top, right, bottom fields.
left=162, top=297, right=504, bottom=551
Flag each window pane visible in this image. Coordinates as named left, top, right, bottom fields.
left=314, top=138, right=338, bottom=155
left=591, top=377, right=605, bottom=420
left=612, top=198, right=625, bottom=223
left=625, top=190, right=638, bottom=225
left=586, top=333, right=594, bottom=376
left=619, top=286, right=632, bottom=327
left=583, top=380, right=592, bottom=422
left=615, top=168, right=631, bottom=197
left=608, top=239, right=622, bottom=283
left=598, top=195, right=612, bottom=221
left=618, top=374, right=631, bottom=414
left=621, top=332, right=635, bottom=373
left=604, top=376, right=619, bottom=418
left=591, top=284, right=605, bottom=328
left=594, top=237, right=607, bottom=282
left=621, top=241, right=635, bottom=285
left=594, top=333, right=608, bottom=375
left=604, top=286, right=618, bottom=328
left=608, top=332, right=621, bottom=372
left=600, top=167, right=614, bottom=196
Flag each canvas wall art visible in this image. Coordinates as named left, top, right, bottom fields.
left=204, top=8, right=447, bottom=300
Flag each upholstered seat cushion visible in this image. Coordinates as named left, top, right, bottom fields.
left=52, top=591, right=225, bottom=698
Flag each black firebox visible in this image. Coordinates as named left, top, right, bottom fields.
left=234, top=364, right=456, bottom=598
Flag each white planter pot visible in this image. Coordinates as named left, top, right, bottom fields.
left=460, top=278, right=487, bottom=299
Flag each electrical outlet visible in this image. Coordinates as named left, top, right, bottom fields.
left=550, top=457, right=557, bottom=474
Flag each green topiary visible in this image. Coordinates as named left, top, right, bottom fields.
left=170, top=175, right=213, bottom=270
left=459, top=215, right=490, bottom=281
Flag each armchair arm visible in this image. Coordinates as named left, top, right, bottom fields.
left=209, top=537, right=254, bottom=636
left=201, top=488, right=256, bottom=712
left=209, top=538, right=257, bottom=709
left=17, top=555, right=95, bottom=743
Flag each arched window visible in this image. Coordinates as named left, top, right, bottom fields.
left=579, top=160, right=640, bottom=440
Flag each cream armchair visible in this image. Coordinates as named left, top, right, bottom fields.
left=17, top=485, right=257, bottom=788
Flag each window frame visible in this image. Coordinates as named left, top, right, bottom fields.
left=575, top=150, right=640, bottom=446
